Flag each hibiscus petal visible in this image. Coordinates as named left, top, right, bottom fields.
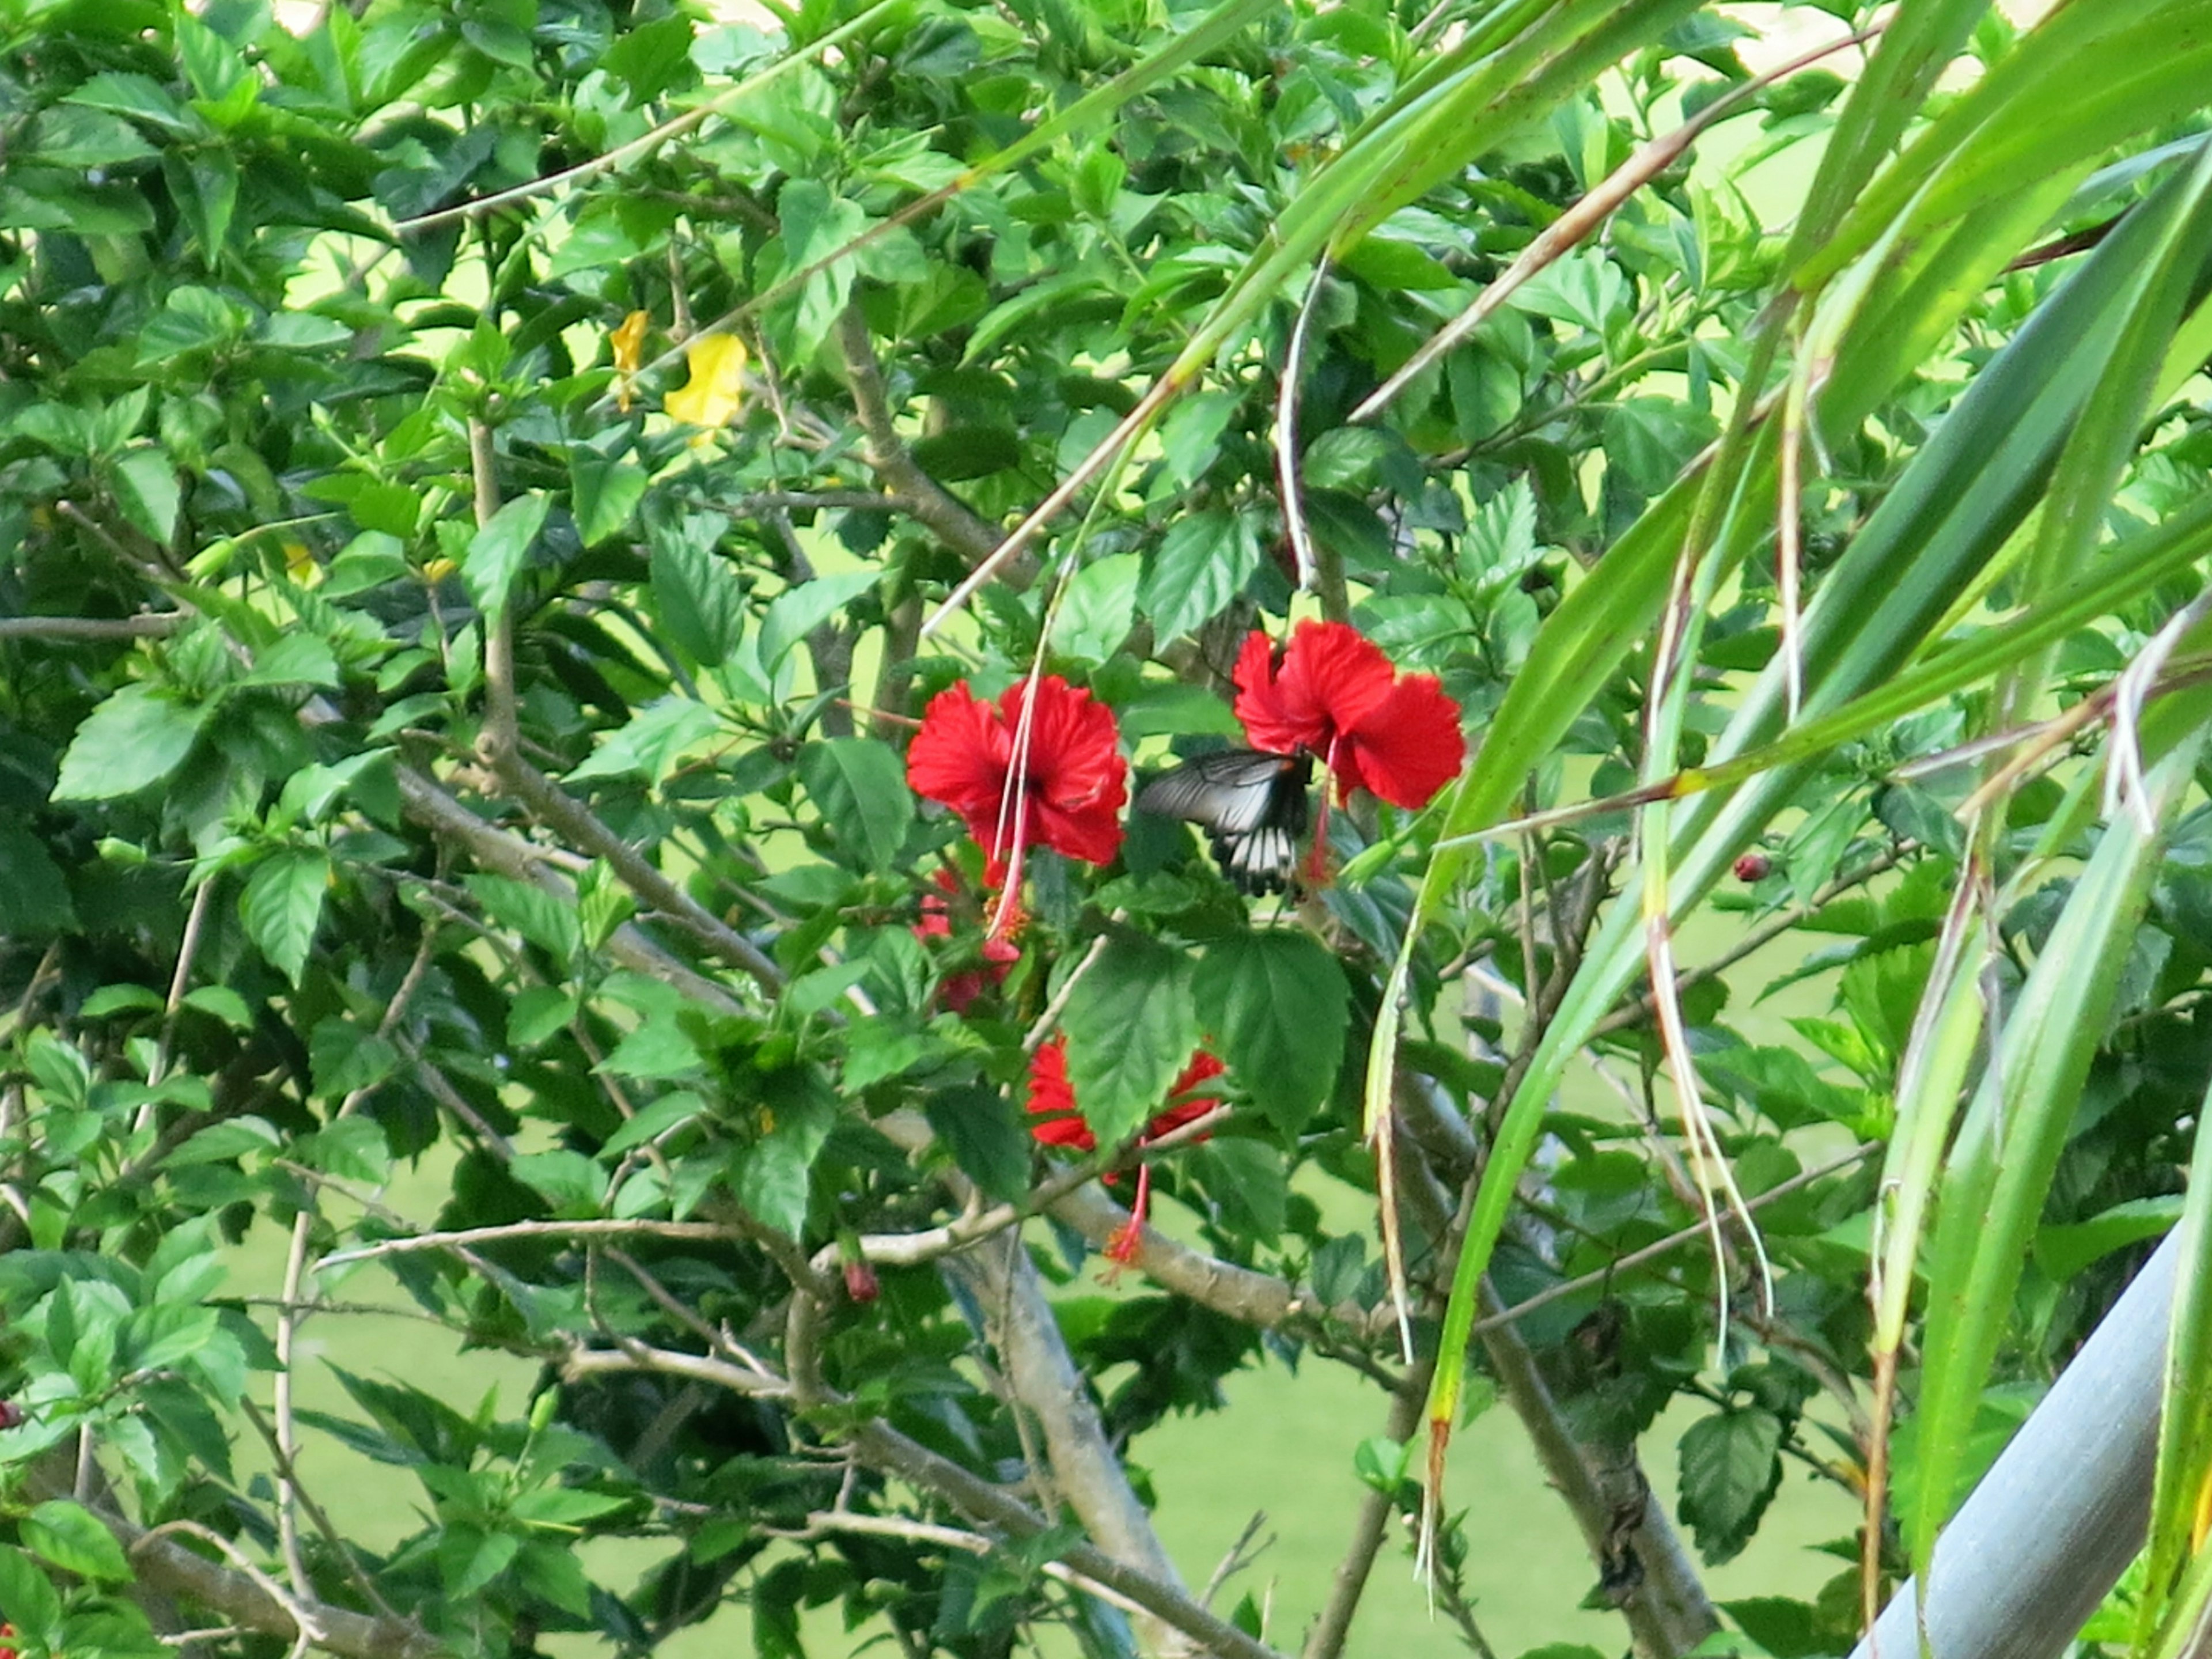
left=907, top=684, right=1012, bottom=849
left=1232, top=630, right=1312, bottom=756
left=1278, top=619, right=1396, bottom=733
left=996, top=676, right=1127, bottom=866
left=1342, top=672, right=1466, bottom=809
left=1026, top=1036, right=1097, bottom=1151
left=1147, top=1048, right=1224, bottom=1139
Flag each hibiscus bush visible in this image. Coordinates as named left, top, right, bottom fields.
left=12, top=3, right=2212, bottom=1659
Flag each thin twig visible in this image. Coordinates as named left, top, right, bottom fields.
left=238, top=1398, right=403, bottom=1623
left=470, top=417, right=518, bottom=766
left=0, top=613, right=187, bottom=639
left=142, top=874, right=219, bottom=1127
left=133, top=1521, right=328, bottom=1653
left=1300, top=1372, right=1425, bottom=1659
left=1475, top=1142, right=1878, bottom=1334
left=320, top=1216, right=750, bottom=1268
left=392, top=1, right=904, bottom=235
left=1199, top=1511, right=1273, bottom=1612
left=787, top=1512, right=1155, bottom=1617
left=832, top=304, right=1003, bottom=565
left=1350, top=26, right=1877, bottom=424
left=491, top=756, right=787, bottom=994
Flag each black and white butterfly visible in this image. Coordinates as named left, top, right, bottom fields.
left=1136, top=749, right=1314, bottom=894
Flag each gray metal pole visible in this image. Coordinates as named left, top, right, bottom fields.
left=1850, top=1233, right=2177, bottom=1659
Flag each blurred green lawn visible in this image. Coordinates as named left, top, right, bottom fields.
left=229, top=1241, right=1852, bottom=1658
left=218, top=877, right=1863, bottom=1657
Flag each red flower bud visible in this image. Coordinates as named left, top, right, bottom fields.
left=0, top=1401, right=23, bottom=1430
left=1734, top=851, right=1772, bottom=882
left=842, top=1259, right=880, bottom=1304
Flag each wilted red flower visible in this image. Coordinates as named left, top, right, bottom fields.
left=1233, top=620, right=1465, bottom=809
left=907, top=677, right=1127, bottom=885
left=842, top=1258, right=881, bottom=1304
left=1025, top=1038, right=1225, bottom=1274
left=915, top=868, right=1020, bottom=1013
left=1734, top=851, right=1772, bottom=882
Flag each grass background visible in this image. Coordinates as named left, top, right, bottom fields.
left=226, top=904, right=1861, bottom=1658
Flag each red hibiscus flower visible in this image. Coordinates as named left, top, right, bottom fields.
left=914, top=867, right=1020, bottom=1013
left=906, top=677, right=1127, bottom=887
left=1025, top=1038, right=1225, bottom=1272
left=1024, top=1036, right=1095, bottom=1152
left=1233, top=620, right=1465, bottom=809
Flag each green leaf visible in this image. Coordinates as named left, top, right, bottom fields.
left=603, top=10, right=698, bottom=103
left=570, top=453, right=647, bottom=548
left=516, top=1539, right=594, bottom=1616
left=567, top=697, right=721, bottom=784
left=1050, top=552, right=1141, bottom=665
left=240, top=849, right=331, bottom=986
left=309, top=1018, right=400, bottom=1099
left=53, top=683, right=207, bottom=800
left=441, top=1527, right=520, bottom=1598
left=1140, top=510, right=1260, bottom=644
left=20, top=1501, right=130, bottom=1584
left=462, top=494, right=550, bottom=616
left=28, top=105, right=158, bottom=168
left=649, top=512, right=744, bottom=666
left=1116, top=683, right=1242, bottom=740
left=925, top=1083, right=1032, bottom=1203
left=112, top=446, right=179, bottom=541
left=79, top=984, right=164, bottom=1019
left=1351, top=1434, right=1411, bottom=1493
left=600, top=1092, right=704, bottom=1156
left=507, top=986, right=581, bottom=1049
left=169, top=1117, right=281, bottom=1166
left=511, top=1150, right=604, bottom=1215
left=0, top=1544, right=63, bottom=1643
left=66, top=71, right=193, bottom=134
left=238, top=632, right=340, bottom=690
left=183, top=985, right=254, bottom=1028
left=0, top=823, right=76, bottom=934
left=1194, top=931, right=1349, bottom=1136
left=1156, top=390, right=1238, bottom=486
left=798, top=738, right=914, bottom=873
left=1063, top=934, right=1200, bottom=1145
left=2035, top=1196, right=2182, bottom=1281
left=464, top=873, right=582, bottom=960
left=762, top=570, right=878, bottom=671
left=735, top=1075, right=835, bottom=1236
left=1676, top=1407, right=1783, bottom=1565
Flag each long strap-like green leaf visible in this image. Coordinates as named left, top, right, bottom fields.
left=1411, top=151, right=2212, bottom=1477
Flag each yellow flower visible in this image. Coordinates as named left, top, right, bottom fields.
left=664, top=332, right=749, bottom=429
left=283, top=540, right=322, bottom=588
left=610, top=309, right=650, bottom=412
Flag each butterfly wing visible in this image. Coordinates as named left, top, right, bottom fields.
left=1136, top=750, right=1312, bottom=893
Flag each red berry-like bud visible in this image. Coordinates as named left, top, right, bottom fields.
left=0, top=1401, right=24, bottom=1430
left=842, top=1259, right=880, bottom=1304
left=1734, top=852, right=1772, bottom=882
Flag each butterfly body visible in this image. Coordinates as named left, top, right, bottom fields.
left=1135, top=749, right=1313, bottom=893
